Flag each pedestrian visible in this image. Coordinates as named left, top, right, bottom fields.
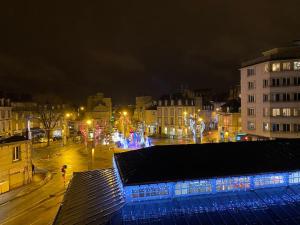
left=32, top=164, right=35, bottom=175
left=61, top=165, right=67, bottom=186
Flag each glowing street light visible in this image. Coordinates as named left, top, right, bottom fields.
left=123, top=111, right=128, bottom=116
left=86, top=119, right=92, bottom=125
left=65, top=113, right=71, bottom=118
left=80, top=106, right=85, bottom=111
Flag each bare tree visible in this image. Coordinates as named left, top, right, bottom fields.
left=38, top=104, right=62, bottom=146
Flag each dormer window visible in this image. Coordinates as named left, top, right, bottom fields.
left=171, top=100, right=174, bottom=106
left=178, top=99, right=182, bottom=106
left=164, top=100, right=168, bottom=106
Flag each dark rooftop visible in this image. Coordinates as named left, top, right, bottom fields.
left=114, top=140, right=300, bottom=186
left=0, top=135, right=27, bottom=144
left=241, top=42, right=300, bottom=68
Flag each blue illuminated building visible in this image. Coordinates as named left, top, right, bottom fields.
left=54, top=140, right=300, bottom=225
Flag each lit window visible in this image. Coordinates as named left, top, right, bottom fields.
left=247, top=121, right=255, bottom=130
left=272, top=108, right=280, bottom=117
left=272, top=63, right=280, bottom=72
left=216, top=177, right=250, bottom=192
left=263, top=122, right=269, bottom=131
left=289, top=171, right=300, bottom=184
left=283, top=108, right=291, bottom=116
left=294, top=61, right=300, bottom=70
left=264, top=63, right=270, bottom=72
left=12, top=146, right=21, bottom=161
left=283, top=62, right=291, bottom=70
left=254, top=174, right=284, bottom=188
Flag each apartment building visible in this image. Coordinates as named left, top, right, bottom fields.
left=0, top=98, right=12, bottom=137
left=0, top=136, right=32, bottom=194
left=157, top=93, right=201, bottom=137
left=241, top=41, right=300, bottom=138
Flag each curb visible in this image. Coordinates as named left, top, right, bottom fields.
left=0, top=170, right=53, bottom=206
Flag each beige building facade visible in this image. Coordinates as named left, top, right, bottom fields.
left=0, top=136, right=32, bottom=194
left=157, top=97, right=201, bottom=137
left=241, top=43, right=300, bottom=139
left=86, top=93, right=112, bottom=126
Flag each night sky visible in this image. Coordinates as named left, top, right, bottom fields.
left=0, top=0, right=299, bottom=104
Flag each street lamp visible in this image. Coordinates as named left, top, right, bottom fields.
left=86, top=119, right=92, bottom=125
left=62, top=113, right=72, bottom=146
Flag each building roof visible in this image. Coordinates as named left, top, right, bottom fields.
left=114, top=140, right=300, bottom=186
left=241, top=42, right=300, bottom=68
left=0, top=135, right=27, bottom=144
left=53, top=169, right=125, bottom=225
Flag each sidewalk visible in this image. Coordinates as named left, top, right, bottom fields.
left=0, top=168, right=52, bottom=206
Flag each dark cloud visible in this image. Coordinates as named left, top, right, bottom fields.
left=0, top=0, right=300, bottom=104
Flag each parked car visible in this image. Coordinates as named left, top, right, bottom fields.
left=38, top=137, right=53, bottom=143
left=53, top=136, right=62, bottom=141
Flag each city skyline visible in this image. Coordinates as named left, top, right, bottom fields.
left=1, top=0, right=300, bottom=104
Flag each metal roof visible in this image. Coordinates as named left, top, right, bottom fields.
left=53, top=169, right=125, bottom=225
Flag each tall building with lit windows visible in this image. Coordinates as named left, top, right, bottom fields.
left=241, top=41, right=300, bottom=139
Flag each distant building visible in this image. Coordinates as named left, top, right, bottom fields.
left=0, top=97, right=12, bottom=137
left=157, top=92, right=201, bottom=137
left=0, top=136, right=32, bottom=194
left=11, top=101, right=39, bottom=135
left=132, top=96, right=157, bottom=135
left=133, top=96, right=153, bottom=122
left=86, top=93, right=112, bottom=126
left=217, top=99, right=242, bottom=142
left=241, top=41, right=300, bottom=139
left=144, top=105, right=157, bottom=135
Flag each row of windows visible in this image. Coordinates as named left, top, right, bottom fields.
left=158, top=99, right=194, bottom=107
left=253, top=174, right=284, bottom=187
left=249, top=93, right=300, bottom=103
left=158, top=117, right=183, bottom=126
left=270, top=108, right=300, bottom=117
left=247, top=61, right=300, bottom=78
left=127, top=172, right=300, bottom=200
left=0, top=109, right=11, bottom=119
left=175, top=180, right=212, bottom=195
left=157, top=108, right=195, bottom=117
left=262, top=123, right=300, bottom=132
left=216, top=177, right=250, bottom=192
left=266, top=77, right=300, bottom=87
left=265, top=61, right=300, bottom=72
left=131, top=185, right=169, bottom=198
